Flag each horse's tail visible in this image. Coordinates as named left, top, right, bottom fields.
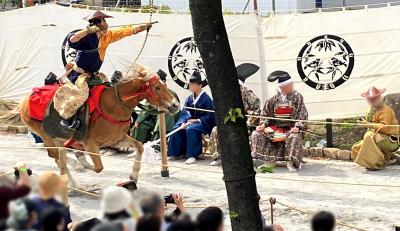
left=0, top=99, right=22, bottom=125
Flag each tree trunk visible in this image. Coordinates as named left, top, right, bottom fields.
left=189, top=1, right=263, bottom=231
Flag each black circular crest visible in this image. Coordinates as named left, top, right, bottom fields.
left=297, top=34, right=354, bottom=90
left=168, top=37, right=207, bottom=89
left=61, top=29, right=80, bottom=67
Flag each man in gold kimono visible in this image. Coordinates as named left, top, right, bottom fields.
left=54, top=10, right=153, bottom=130
left=351, top=86, right=399, bottom=170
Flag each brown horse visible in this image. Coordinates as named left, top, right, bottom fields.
left=20, top=65, right=180, bottom=190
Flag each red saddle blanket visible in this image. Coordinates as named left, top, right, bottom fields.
left=29, top=84, right=106, bottom=122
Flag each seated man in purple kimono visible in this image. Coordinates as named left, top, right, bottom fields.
left=167, top=71, right=215, bottom=165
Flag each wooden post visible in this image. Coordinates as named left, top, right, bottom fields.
left=59, top=152, right=69, bottom=207
left=271, top=0, right=276, bottom=14
left=159, top=112, right=169, bottom=177
left=326, top=118, right=333, bottom=147
left=269, top=197, right=276, bottom=224
left=253, top=0, right=258, bottom=15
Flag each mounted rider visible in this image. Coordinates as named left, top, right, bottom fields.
left=54, top=10, right=153, bottom=130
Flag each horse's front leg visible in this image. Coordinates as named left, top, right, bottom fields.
left=83, top=141, right=103, bottom=173
left=113, top=135, right=144, bottom=182
left=69, top=151, right=94, bottom=172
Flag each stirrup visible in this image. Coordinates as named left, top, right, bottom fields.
left=60, top=119, right=75, bottom=131
left=60, top=117, right=80, bottom=131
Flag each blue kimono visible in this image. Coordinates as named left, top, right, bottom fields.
left=67, top=26, right=137, bottom=83
left=168, top=91, right=215, bottom=158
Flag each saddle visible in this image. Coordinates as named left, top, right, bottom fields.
left=43, top=101, right=89, bottom=140
left=29, top=84, right=107, bottom=141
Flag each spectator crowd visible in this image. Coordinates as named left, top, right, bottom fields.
left=0, top=162, right=339, bottom=231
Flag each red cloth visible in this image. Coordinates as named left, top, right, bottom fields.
left=89, top=85, right=130, bottom=125
left=274, top=106, right=293, bottom=115
left=269, top=125, right=289, bottom=133
left=29, top=85, right=60, bottom=121
left=28, top=85, right=106, bottom=122
left=87, top=85, right=106, bottom=114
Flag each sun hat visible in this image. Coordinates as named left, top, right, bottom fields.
left=38, top=171, right=67, bottom=200
left=100, top=186, right=132, bottom=215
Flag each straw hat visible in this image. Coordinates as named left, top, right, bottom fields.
left=100, top=186, right=132, bottom=215
left=38, top=172, right=67, bottom=200
left=361, top=86, right=386, bottom=99
left=83, top=10, right=113, bottom=21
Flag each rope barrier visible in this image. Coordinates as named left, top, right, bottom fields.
left=0, top=168, right=375, bottom=230
left=275, top=200, right=369, bottom=231
left=69, top=178, right=269, bottom=209
left=68, top=186, right=101, bottom=198
left=0, top=152, right=385, bottom=230
left=25, top=172, right=231, bottom=209
left=183, top=106, right=400, bottom=128
left=0, top=172, right=14, bottom=177
left=0, top=145, right=399, bottom=189
left=256, top=174, right=400, bottom=189
left=0, top=170, right=372, bottom=231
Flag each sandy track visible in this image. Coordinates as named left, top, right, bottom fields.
left=0, top=134, right=399, bottom=231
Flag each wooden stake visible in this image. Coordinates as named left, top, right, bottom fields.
left=269, top=197, right=276, bottom=224
left=59, top=151, right=69, bottom=207
left=326, top=118, right=333, bottom=147
left=159, top=112, right=169, bottom=177
left=253, top=0, right=259, bottom=15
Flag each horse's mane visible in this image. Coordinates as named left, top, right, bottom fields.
left=119, top=63, right=155, bottom=84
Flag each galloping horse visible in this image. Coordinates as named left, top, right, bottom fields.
left=20, top=64, right=180, bottom=188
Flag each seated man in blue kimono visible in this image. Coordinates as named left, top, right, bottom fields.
left=167, top=71, right=215, bottom=165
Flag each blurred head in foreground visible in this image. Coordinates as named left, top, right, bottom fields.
left=311, top=211, right=336, bottom=231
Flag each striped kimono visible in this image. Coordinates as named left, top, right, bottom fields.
left=251, top=90, right=308, bottom=162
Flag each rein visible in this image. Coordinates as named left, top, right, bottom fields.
left=124, top=0, right=155, bottom=76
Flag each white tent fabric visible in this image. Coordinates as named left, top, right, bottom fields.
left=0, top=4, right=262, bottom=104
left=0, top=4, right=399, bottom=119
left=261, top=7, right=400, bottom=119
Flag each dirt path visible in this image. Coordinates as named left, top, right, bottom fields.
left=0, top=134, right=399, bottom=231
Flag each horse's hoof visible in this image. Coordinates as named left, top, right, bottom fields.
left=94, top=166, right=104, bottom=173
left=116, top=180, right=138, bottom=191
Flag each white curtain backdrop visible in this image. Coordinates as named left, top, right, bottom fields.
left=0, top=4, right=399, bottom=119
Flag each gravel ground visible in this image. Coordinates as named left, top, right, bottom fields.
left=0, top=133, right=399, bottom=231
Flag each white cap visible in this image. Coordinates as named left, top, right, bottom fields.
left=100, top=186, right=132, bottom=214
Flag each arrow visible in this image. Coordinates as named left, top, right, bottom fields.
left=108, top=21, right=159, bottom=28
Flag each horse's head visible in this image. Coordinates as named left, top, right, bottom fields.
left=121, top=64, right=180, bottom=114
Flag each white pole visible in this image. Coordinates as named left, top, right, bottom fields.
left=256, top=16, right=268, bottom=102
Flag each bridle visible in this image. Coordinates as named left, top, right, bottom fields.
left=113, top=75, right=161, bottom=112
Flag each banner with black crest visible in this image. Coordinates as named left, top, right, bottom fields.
left=261, top=7, right=400, bottom=119
left=1, top=4, right=400, bottom=119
